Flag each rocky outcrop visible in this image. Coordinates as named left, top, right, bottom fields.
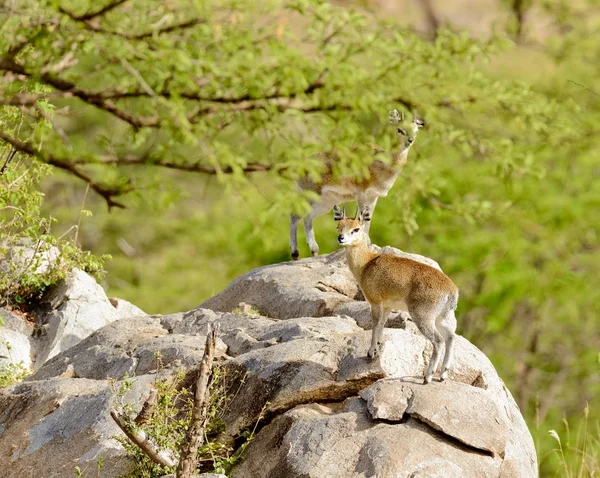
left=0, top=309, right=32, bottom=370
left=0, top=251, right=537, bottom=477
left=31, top=268, right=147, bottom=367
left=0, top=266, right=148, bottom=374
left=0, top=374, right=154, bottom=478
left=200, top=246, right=440, bottom=321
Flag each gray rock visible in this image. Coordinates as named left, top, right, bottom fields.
left=28, top=315, right=227, bottom=381
left=200, top=248, right=443, bottom=322
left=232, top=398, right=503, bottom=478
left=200, top=251, right=360, bottom=319
left=333, top=300, right=414, bottom=331
left=0, top=327, right=31, bottom=370
left=31, top=268, right=124, bottom=367
left=360, top=379, right=509, bottom=456
left=0, top=375, right=155, bottom=478
left=0, top=240, right=60, bottom=277
left=0, top=253, right=537, bottom=477
left=109, top=297, right=148, bottom=319
left=0, top=309, right=32, bottom=370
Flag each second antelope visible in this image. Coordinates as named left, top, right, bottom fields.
left=334, top=205, right=459, bottom=384
left=290, top=109, right=424, bottom=260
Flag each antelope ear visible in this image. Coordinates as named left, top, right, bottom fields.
left=360, top=207, right=371, bottom=223
left=333, top=205, right=344, bottom=221
left=389, top=109, right=402, bottom=124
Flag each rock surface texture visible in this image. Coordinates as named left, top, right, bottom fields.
left=0, top=251, right=537, bottom=477
left=0, top=267, right=148, bottom=374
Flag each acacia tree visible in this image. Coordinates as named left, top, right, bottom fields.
left=1, top=0, right=563, bottom=213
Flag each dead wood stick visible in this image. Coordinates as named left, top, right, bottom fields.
left=176, top=323, right=220, bottom=478
left=110, top=409, right=178, bottom=468
left=135, top=388, right=158, bottom=425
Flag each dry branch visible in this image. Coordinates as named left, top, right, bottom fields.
left=109, top=324, right=221, bottom=475
left=135, top=388, right=158, bottom=426
left=0, top=130, right=128, bottom=209
left=110, top=409, right=178, bottom=468
left=176, top=324, right=220, bottom=478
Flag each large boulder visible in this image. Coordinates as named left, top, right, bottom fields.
left=0, top=271, right=149, bottom=373
left=0, top=252, right=537, bottom=477
left=0, top=239, right=60, bottom=277
left=31, top=269, right=137, bottom=367
left=27, top=315, right=227, bottom=382
left=199, top=246, right=440, bottom=321
left=0, top=309, right=32, bottom=370
left=0, top=375, right=154, bottom=478
left=1, top=240, right=148, bottom=372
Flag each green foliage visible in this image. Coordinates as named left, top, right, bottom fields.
left=0, top=103, right=109, bottom=307
left=0, top=360, right=29, bottom=388
left=0, top=0, right=556, bottom=211
left=0, top=340, right=29, bottom=387
left=114, top=360, right=255, bottom=477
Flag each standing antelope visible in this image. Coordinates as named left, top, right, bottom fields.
left=290, top=109, right=424, bottom=260
left=334, top=205, right=458, bottom=384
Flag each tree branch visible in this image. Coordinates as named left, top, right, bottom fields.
left=420, top=0, right=441, bottom=39
left=0, top=58, right=335, bottom=126
left=59, top=4, right=205, bottom=40
left=110, top=409, right=178, bottom=468
left=511, top=0, right=529, bottom=41
left=176, top=324, right=220, bottom=478
left=0, top=57, right=158, bottom=128
left=135, top=389, right=158, bottom=426
left=0, top=130, right=128, bottom=209
left=59, top=0, right=129, bottom=22
left=94, top=154, right=276, bottom=174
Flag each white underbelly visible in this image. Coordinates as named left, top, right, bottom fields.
left=386, top=299, right=409, bottom=311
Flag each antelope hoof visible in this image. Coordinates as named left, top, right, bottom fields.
left=440, top=370, right=449, bottom=381
left=367, top=345, right=379, bottom=360
left=311, top=249, right=319, bottom=257
left=291, top=250, right=300, bottom=260
left=424, top=374, right=433, bottom=384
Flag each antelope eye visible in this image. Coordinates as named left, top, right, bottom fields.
left=352, top=228, right=360, bottom=234
left=397, top=128, right=406, bottom=136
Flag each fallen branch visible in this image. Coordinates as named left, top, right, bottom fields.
left=176, top=323, right=220, bottom=478
left=110, top=408, right=178, bottom=468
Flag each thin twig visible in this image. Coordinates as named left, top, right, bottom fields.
left=35, top=104, right=72, bottom=149
left=119, top=58, right=156, bottom=97
left=0, top=130, right=128, bottom=209
left=74, top=184, right=89, bottom=246
left=60, top=0, right=129, bottom=22
left=568, top=79, right=600, bottom=97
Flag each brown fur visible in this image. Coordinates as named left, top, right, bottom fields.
left=298, top=149, right=408, bottom=195
left=336, top=213, right=459, bottom=383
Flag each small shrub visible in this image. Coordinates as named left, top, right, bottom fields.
left=0, top=147, right=110, bottom=309
left=113, top=359, right=257, bottom=477
left=0, top=339, right=30, bottom=387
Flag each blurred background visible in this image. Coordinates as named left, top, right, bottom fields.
left=2, top=0, right=599, bottom=474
